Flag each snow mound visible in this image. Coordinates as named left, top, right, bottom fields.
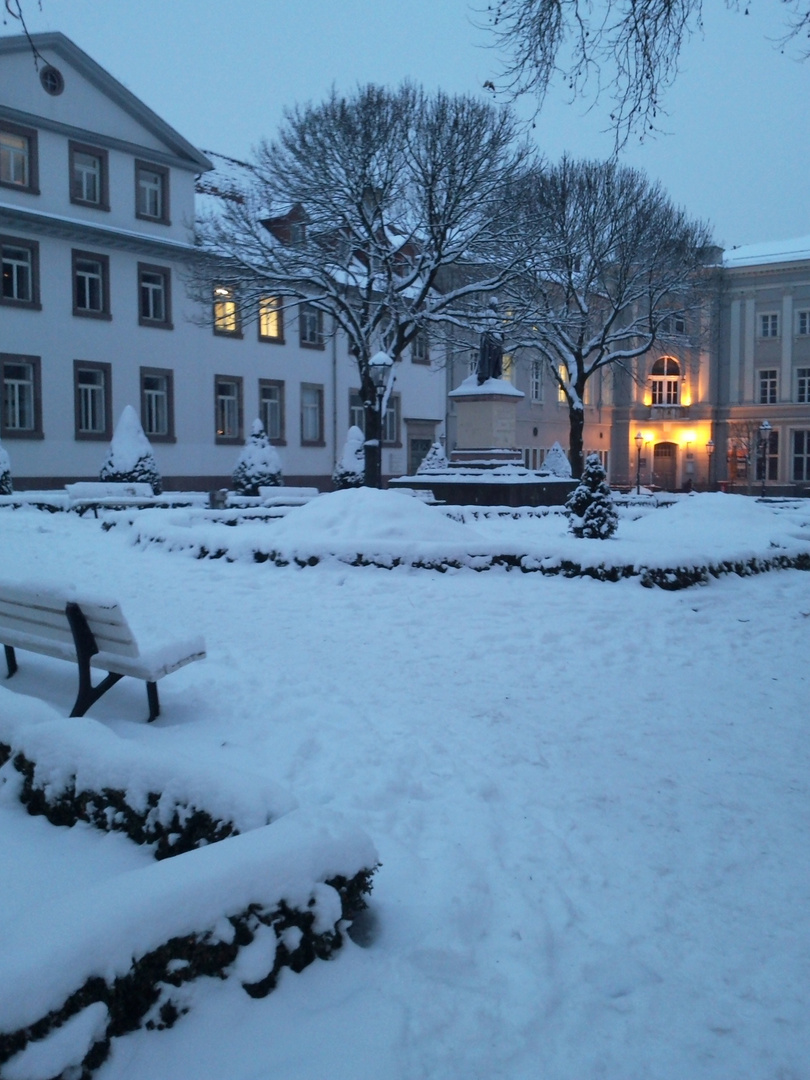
left=271, top=487, right=482, bottom=545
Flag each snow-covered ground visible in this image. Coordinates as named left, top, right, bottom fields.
left=1, top=491, right=809, bottom=1080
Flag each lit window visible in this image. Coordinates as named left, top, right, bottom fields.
left=259, top=296, right=283, bottom=341
left=301, top=384, right=323, bottom=443
left=758, top=369, right=778, bottom=405
left=259, top=380, right=284, bottom=442
left=213, top=286, right=240, bottom=335
left=72, top=251, right=109, bottom=318
left=215, top=376, right=243, bottom=442
left=760, top=313, right=779, bottom=338
left=1, top=238, right=39, bottom=306
left=650, top=356, right=681, bottom=406
left=141, top=368, right=174, bottom=440
left=1, top=354, right=41, bottom=437
left=135, top=161, right=169, bottom=223
left=74, top=362, right=110, bottom=438
left=139, top=265, right=171, bottom=327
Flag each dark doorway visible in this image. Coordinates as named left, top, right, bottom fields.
left=653, top=442, right=678, bottom=490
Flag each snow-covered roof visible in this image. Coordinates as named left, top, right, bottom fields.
left=723, top=234, right=810, bottom=269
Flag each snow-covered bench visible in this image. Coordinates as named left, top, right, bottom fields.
left=65, top=481, right=156, bottom=516
left=0, top=582, right=205, bottom=721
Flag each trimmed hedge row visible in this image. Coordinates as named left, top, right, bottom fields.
left=0, top=869, right=373, bottom=1080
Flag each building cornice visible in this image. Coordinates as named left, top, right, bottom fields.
left=0, top=201, right=199, bottom=260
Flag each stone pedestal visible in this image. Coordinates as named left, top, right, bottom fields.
left=448, top=376, right=524, bottom=461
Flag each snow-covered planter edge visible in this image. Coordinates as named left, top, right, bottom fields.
left=0, top=714, right=296, bottom=860
left=0, top=814, right=377, bottom=1080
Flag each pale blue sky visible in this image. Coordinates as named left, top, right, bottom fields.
left=8, top=0, right=809, bottom=248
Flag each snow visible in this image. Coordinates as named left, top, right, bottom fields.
left=723, top=233, right=810, bottom=267
left=101, top=405, right=156, bottom=475
left=448, top=373, right=525, bottom=397
left=0, top=492, right=809, bottom=1079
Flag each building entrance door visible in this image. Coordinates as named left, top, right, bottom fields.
left=653, top=442, right=678, bottom=490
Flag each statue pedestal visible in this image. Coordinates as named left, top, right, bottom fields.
left=448, top=375, right=524, bottom=462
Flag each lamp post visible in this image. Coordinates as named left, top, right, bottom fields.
left=368, top=351, right=394, bottom=489
left=634, top=431, right=643, bottom=494
left=758, top=419, right=772, bottom=497
left=706, top=439, right=715, bottom=491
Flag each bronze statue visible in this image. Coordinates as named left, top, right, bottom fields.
left=477, top=329, right=503, bottom=384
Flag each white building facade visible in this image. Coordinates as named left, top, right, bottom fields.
left=1, top=33, right=445, bottom=489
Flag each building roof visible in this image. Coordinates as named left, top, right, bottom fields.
left=0, top=31, right=212, bottom=173
left=723, top=234, right=810, bottom=269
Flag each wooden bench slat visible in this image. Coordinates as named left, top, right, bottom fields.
left=0, top=595, right=140, bottom=658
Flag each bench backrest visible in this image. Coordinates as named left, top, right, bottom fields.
left=65, top=482, right=154, bottom=500
left=0, top=584, right=139, bottom=660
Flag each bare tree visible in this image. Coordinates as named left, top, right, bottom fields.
left=193, top=84, right=529, bottom=485
left=502, top=155, right=714, bottom=477
left=486, top=0, right=810, bottom=146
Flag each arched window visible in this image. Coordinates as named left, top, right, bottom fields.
left=650, top=356, right=680, bottom=406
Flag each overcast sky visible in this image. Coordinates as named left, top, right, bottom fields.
left=8, top=0, right=809, bottom=249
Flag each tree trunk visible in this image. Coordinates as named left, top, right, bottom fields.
left=568, top=403, right=585, bottom=479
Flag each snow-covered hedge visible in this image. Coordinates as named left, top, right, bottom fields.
left=0, top=713, right=296, bottom=859
left=0, top=813, right=376, bottom=1080
left=0, top=439, right=12, bottom=496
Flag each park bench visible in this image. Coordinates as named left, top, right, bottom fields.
left=65, top=481, right=156, bottom=517
left=0, top=582, right=205, bottom=721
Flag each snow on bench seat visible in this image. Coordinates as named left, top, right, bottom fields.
left=0, top=581, right=205, bottom=721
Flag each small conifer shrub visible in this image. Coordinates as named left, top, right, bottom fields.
left=232, top=419, right=283, bottom=495
left=565, top=452, right=618, bottom=539
left=100, top=405, right=162, bottom=494
left=0, top=440, right=12, bottom=495
left=332, top=425, right=365, bottom=489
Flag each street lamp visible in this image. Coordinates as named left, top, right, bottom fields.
left=758, top=419, right=772, bottom=497
left=706, top=439, right=715, bottom=491
left=634, top=431, right=644, bottom=494
left=368, top=351, right=394, bottom=489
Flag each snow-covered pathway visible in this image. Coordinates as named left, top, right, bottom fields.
left=0, top=500, right=808, bottom=1079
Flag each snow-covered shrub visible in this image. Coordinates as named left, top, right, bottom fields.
left=332, top=425, right=365, bottom=489
left=0, top=440, right=11, bottom=495
left=232, top=419, right=283, bottom=495
left=416, top=441, right=449, bottom=474
left=565, top=452, right=618, bottom=539
left=100, top=405, right=162, bottom=494
left=538, top=441, right=572, bottom=478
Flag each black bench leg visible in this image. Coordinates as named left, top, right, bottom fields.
left=70, top=670, right=124, bottom=718
left=146, top=682, right=160, bottom=722
left=4, top=645, right=17, bottom=678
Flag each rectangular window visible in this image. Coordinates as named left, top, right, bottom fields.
left=758, top=368, right=778, bottom=405
left=798, top=310, right=810, bottom=336
left=1, top=353, right=42, bottom=438
left=135, top=160, right=170, bottom=224
left=138, top=263, right=172, bottom=328
left=215, top=375, right=243, bottom=443
left=301, top=383, right=324, bottom=444
left=69, top=142, right=109, bottom=209
left=258, top=296, right=284, bottom=342
left=0, top=122, right=38, bottom=193
left=72, top=250, right=110, bottom=319
left=411, top=332, right=429, bottom=364
left=530, top=361, right=544, bottom=403
left=756, top=430, right=779, bottom=481
left=299, top=304, right=324, bottom=348
left=259, top=379, right=285, bottom=443
left=760, top=313, right=779, bottom=338
left=348, top=390, right=400, bottom=444
left=793, top=431, right=810, bottom=483
left=73, top=360, right=111, bottom=440
left=140, top=367, right=174, bottom=442
left=1, top=236, right=40, bottom=308
left=213, top=285, right=241, bottom=336
left=797, top=368, right=810, bottom=405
